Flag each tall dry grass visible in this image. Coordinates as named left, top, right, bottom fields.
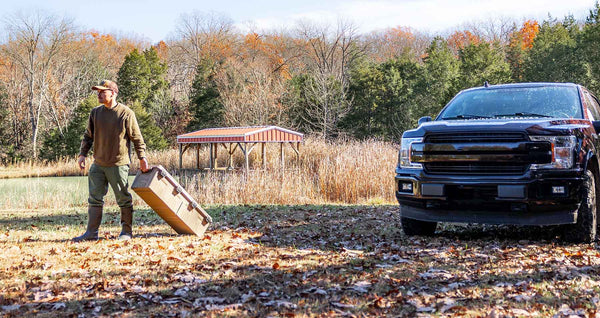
left=0, top=138, right=399, bottom=207
left=0, top=157, right=85, bottom=179
left=147, top=137, right=398, bottom=204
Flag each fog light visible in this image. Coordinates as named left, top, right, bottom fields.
left=400, top=182, right=413, bottom=192
left=552, top=186, right=565, bottom=194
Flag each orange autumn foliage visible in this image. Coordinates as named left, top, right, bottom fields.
left=447, top=30, right=481, bottom=52
left=243, top=32, right=292, bottom=80
left=378, top=26, right=418, bottom=60
left=384, top=26, right=416, bottom=43
left=84, top=30, right=144, bottom=73
left=154, top=41, right=169, bottom=61
left=517, top=20, right=540, bottom=50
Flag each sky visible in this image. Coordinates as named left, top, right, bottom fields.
left=3, top=0, right=598, bottom=43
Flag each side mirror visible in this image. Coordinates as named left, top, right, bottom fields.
left=418, top=116, right=432, bottom=126
left=593, top=120, right=600, bottom=133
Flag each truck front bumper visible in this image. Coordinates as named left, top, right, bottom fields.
left=399, top=204, right=577, bottom=225
left=395, top=170, right=584, bottom=225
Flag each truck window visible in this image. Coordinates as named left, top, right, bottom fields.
left=439, top=86, right=582, bottom=120
left=583, top=90, right=600, bottom=121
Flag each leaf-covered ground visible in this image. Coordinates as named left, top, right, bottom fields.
left=1, top=205, right=600, bottom=317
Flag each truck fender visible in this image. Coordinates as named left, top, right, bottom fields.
left=583, top=151, right=599, bottom=173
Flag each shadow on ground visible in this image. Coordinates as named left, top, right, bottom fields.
left=1, top=205, right=599, bottom=317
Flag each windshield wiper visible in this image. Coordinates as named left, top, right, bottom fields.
left=494, top=112, right=553, bottom=118
left=441, top=114, right=492, bottom=120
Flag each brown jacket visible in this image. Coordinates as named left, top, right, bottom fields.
left=79, top=103, right=146, bottom=166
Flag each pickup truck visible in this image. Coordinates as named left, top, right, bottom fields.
left=395, top=82, right=600, bottom=242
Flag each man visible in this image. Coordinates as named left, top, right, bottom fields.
left=74, top=80, right=149, bottom=242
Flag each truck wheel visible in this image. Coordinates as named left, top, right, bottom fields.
left=401, top=217, right=437, bottom=236
left=563, top=169, right=597, bottom=243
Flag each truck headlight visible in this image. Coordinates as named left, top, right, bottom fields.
left=530, top=136, right=577, bottom=169
left=399, top=137, right=423, bottom=169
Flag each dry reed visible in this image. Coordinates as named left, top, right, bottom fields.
left=0, top=138, right=399, bottom=207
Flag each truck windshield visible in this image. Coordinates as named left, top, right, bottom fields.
left=438, top=86, right=582, bottom=120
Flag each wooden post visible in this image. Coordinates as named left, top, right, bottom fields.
left=244, top=143, right=249, bottom=172
left=213, top=143, right=218, bottom=169
left=209, top=143, right=213, bottom=170
left=228, top=143, right=233, bottom=170
left=196, top=144, right=200, bottom=169
left=280, top=142, right=285, bottom=170
left=261, top=143, right=266, bottom=170
left=288, top=142, right=300, bottom=167
left=179, top=143, right=183, bottom=171
left=297, top=142, right=300, bottom=166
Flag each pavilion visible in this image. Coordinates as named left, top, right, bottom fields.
left=176, top=126, right=304, bottom=172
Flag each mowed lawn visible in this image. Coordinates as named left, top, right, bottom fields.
left=1, top=179, right=600, bottom=316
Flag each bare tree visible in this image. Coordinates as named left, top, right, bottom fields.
left=364, top=27, right=433, bottom=62
left=0, top=57, right=28, bottom=149
left=458, top=16, right=517, bottom=45
left=294, top=18, right=366, bottom=138
left=168, top=11, right=235, bottom=101
left=44, top=33, right=110, bottom=137
left=215, top=56, right=290, bottom=127
left=1, top=10, right=74, bottom=158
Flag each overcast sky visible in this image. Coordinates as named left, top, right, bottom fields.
left=3, top=0, right=597, bottom=43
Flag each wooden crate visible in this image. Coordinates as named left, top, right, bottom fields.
left=131, top=165, right=212, bottom=236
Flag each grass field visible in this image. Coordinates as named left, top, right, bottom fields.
left=1, top=205, right=599, bottom=317
left=0, top=176, right=141, bottom=210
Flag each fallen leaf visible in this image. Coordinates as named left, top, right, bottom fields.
left=194, top=297, right=225, bottom=305
left=330, top=302, right=355, bottom=309
left=1, top=305, right=20, bottom=311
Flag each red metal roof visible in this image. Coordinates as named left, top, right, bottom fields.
left=177, top=126, right=304, bottom=144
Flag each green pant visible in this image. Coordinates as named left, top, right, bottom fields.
left=88, top=164, right=133, bottom=208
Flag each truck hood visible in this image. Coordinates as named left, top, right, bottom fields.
left=403, top=118, right=593, bottom=138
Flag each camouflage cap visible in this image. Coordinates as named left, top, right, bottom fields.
left=91, top=80, right=119, bottom=95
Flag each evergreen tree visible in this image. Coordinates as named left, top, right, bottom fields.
left=578, top=3, right=600, bottom=93
left=117, top=49, right=151, bottom=104
left=506, top=24, right=527, bottom=82
left=523, top=16, right=586, bottom=84
left=40, top=94, right=97, bottom=160
left=129, top=100, right=169, bottom=151
left=419, top=37, right=460, bottom=118
left=118, top=47, right=170, bottom=107
left=283, top=73, right=314, bottom=134
left=458, top=42, right=512, bottom=89
left=345, top=56, right=424, bottom=140
left=344, top=61, right=385, bottom=138
left=116, top=47, right=169, bottom=150
left=187, top=59, right=224, bottom=131
left=142, top=47, right=172, bottom=125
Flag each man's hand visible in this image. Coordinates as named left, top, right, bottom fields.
left=77, top=155, right=86, bottom=170
left=140, top=157, right=150, bottom=173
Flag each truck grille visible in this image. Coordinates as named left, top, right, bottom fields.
left=424, top=162, right=527, bottom=175
left=422, top=132, right=530, bottom=175
left=425, top=132, right=527, bottom=143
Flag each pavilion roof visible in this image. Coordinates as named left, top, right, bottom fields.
left=177, top=126, right=303, bottom=143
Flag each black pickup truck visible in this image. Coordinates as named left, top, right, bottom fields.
left=395, top=82, right=600, bottom=242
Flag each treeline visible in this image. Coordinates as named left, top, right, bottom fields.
left=2, top=4, right=600, bottom=163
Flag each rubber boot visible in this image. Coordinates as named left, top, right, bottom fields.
left=118, top=207, right=133, bottom=240
left=73, top=206, right=103, bottom=242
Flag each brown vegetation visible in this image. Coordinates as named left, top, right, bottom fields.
left=0, top=138, right=397, bottom=207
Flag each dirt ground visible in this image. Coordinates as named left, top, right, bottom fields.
left=1, top=205, right=599, bottom=317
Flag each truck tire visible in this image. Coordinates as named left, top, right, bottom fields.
left=563, top=169, right=597, bottom=243
left=401, top=217, right=437, bottom=236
